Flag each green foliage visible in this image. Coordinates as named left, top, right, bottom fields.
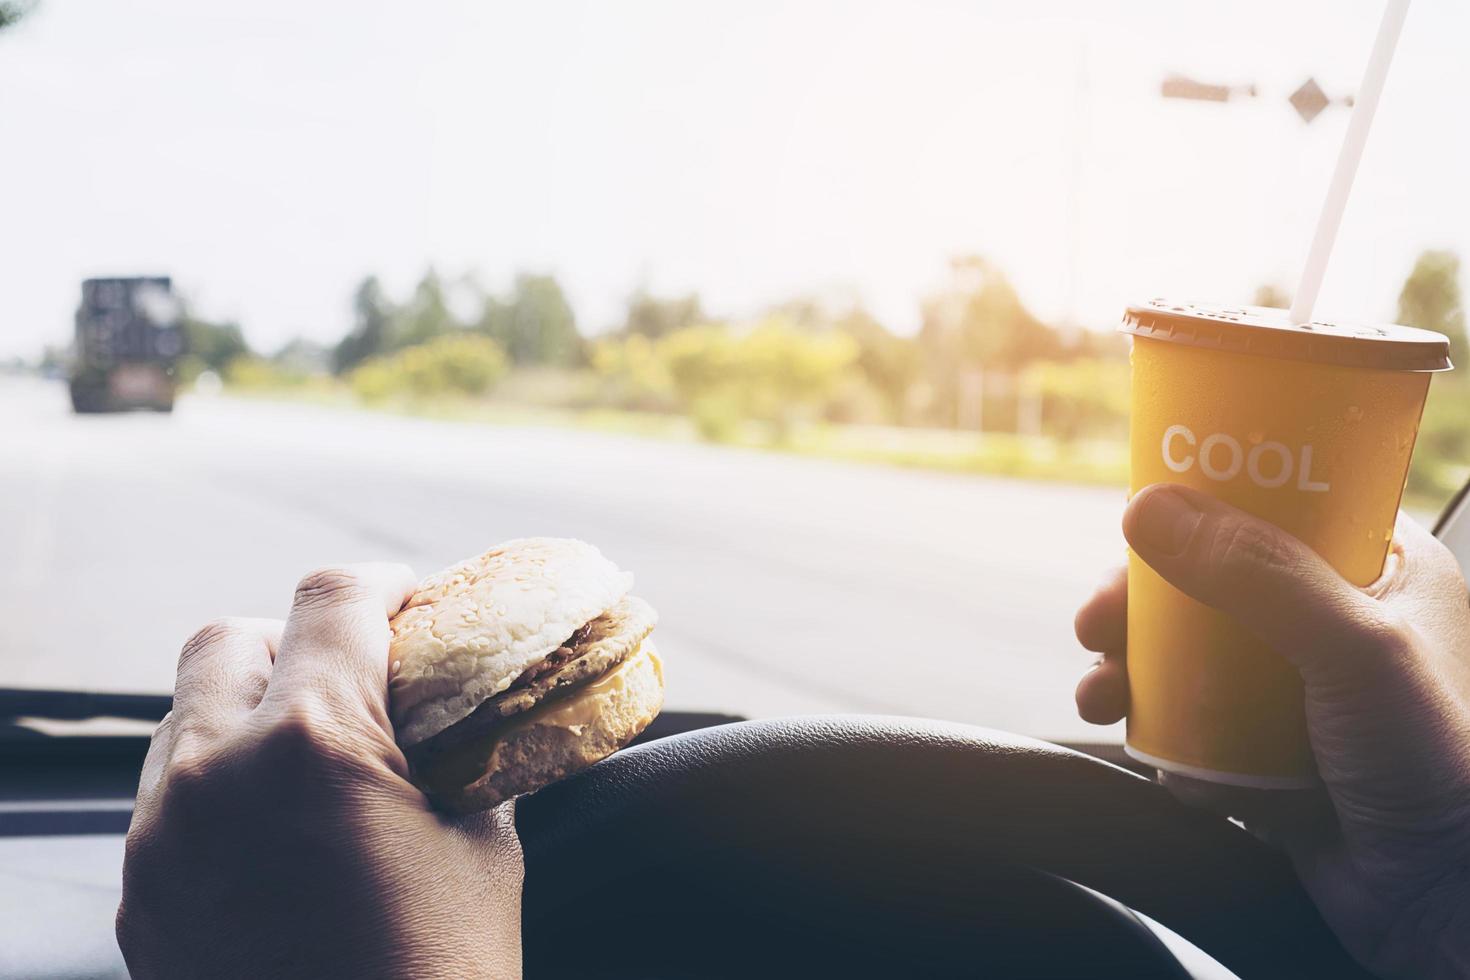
left=1407, top=378, right=1470, bottom=501
left=349, top=333, right=509, bottom=403
left=181, top=315, right=250, bottom=371
left=1020, top=359, right=1131, bottom=442
left=394, top=269, right=459, bottom=349
left=0, top=1, right=35, bottom=32
left=590, top=333, right=676, bottom=410
left=294, top=253, right=1469, bottom=507
left=334, top=276, right=394, bottom=374
left=835, top=308, right=919, bottom=422
left=1397, top=250, right=1468, bottom=369
left=592, top=322, right=778, bottom=439
left=37, top=345, right=65, bottom=373
left=479, top=274, right=581, bottom=366
left=597, top=317, right=857, bottom=442
left=916, top=256, right=1061, bottom=424
left=271, top=338, right=330, bottom=376
left=822, top=374, right=892, bottom=426
left=763, top=296, right=828, bottom=331
left=224, top=355, right=308, bottom=389
left=623, top=289, right=704, bottom=339
left=919, top=256, right=1060, bottom=373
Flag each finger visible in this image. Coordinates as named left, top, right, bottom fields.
left=265, top=562, right=416, bottom=721
left=1074, top=566, right=1129, bottom=725
left=1122, top=484, right=1387, bottom=681
left=133, top=712, right=177, bottom=808
left=1075, top=656, right=1128, bottom=725
left=1074, top=565, right=1127, bottom=654
left=172, top=618, right=282, bottom=733
left=1372, top=510, right=1470, bottom=608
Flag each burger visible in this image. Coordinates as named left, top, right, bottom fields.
left=388, top=538, right=664, bottom=812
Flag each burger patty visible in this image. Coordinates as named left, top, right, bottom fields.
left=408, top=595, right=656, bottom=764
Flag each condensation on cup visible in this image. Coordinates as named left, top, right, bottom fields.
left=1121, top=299, right=1452, bottom=788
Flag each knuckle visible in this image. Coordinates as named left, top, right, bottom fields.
left=159, top=738, right=228, bottom=809
left=1208, top=519, right=1295, bottom=585
left=257, top=701, right=364, bottom=775
left=151, top=711, right=174, bottom=742
left=120, top=828, right=159, bottom=890
left=162, top=753, right=213, bottom=800
left=293, top=566, right=364, bottom=611
left=178, top=618, right=245, bottom=668
left=116, top=894, right=160, bottom=973
left=118, top=822, right=164, bottom=891
left=115, top=901, right=140, bottom=962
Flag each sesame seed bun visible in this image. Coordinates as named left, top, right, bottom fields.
left=389, top=538, right=633, bottom=748
left=386, top=538, right=663, bottom=812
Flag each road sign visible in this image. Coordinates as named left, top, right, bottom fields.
left=1161, top=74, right=1257, bottom=102
left=1289, top=78, right=1330, bottom=123
left=1162, top=74, right=1229, bottom=102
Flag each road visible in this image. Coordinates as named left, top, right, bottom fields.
left=0, top=376, right=1126, bottom=743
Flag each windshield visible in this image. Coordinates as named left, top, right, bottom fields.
left=2, top=1, right=1467, bottom=747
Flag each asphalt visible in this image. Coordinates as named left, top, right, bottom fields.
left=0, top=376, right=1126, bottom=743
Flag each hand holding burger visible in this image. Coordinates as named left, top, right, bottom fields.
left=118, top=563, right=524, bottom=980
left=390, top=537, right=665, bottom=812
left=119, top=539, right=662, bottom=977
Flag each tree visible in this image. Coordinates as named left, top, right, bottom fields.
left=1397, top=250, right=1468, bottom=368
left=916, top=256, right=1060, bottom=426
left=623, top=288, right=704, bottom=339
left=37, top=344, right=66, bottom=375
left=658, top=317, right=857, bottom=441
left=763, top=296, right=828, bottom=332
left=181, top=312, right=250, bottom=371
left=918, top=257, right=1059, bottom=373
left=394, top=269, right=458, bottom=349
left=272, top=338, right=330, bottom=376
left=0, top=1, right=35, bottom=32
left=333, top=275, right=394, bottom=374
left=834, top=308, right=918, bottom=421
left=480, top=274, right=580, bottom=365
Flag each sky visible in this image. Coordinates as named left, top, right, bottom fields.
left=3, top=0, right=1469, bottom=358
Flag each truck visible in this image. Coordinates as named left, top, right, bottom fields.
left=68, top=277, right=185, bottom=413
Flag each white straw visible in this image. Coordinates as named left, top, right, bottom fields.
left=1289, top=0, right=1412, bottom=325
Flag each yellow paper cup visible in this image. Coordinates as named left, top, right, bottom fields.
left=1121, top=300, right=1451, bottom=788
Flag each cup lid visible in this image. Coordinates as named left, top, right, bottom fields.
left=1120, top=299, right=1453, bottom=372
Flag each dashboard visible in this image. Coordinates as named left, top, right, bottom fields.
left=0, top=716, right=1160, bottom=980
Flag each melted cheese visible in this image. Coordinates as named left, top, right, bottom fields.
left=418, top=643, right=659, bottom=795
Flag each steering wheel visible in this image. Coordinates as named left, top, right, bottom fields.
left=515, top=716, right=1371, bottom=979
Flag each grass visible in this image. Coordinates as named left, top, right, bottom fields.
left=783, top=425, right=1129, bottom=486
left=225, top=380, right=696, bottom=440
left=223, top=380, right=1129, bottom=487
left=221, top=379, right=1456, bottom=514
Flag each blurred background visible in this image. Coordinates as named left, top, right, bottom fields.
left=2, top=0, right=1466, bottom=741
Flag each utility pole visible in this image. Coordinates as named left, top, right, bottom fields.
left=1062, top=38, right=1089, bottom=338
left=1160, top=73, right=1358, bottom=305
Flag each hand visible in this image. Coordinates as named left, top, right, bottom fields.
left=1075, top=484, right=1470, bottom=980
left=117, top=564, right=524, bottom=980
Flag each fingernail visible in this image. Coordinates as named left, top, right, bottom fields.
left=1132, top=488, right=1202, bottom=557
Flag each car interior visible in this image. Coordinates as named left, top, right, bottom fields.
left=2, top=479, right=1466, bottom=980
left=6, top=4, right=1470, bottom=978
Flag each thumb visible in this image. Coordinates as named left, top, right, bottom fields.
left=1123, top=483, right=1394, bottom=680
